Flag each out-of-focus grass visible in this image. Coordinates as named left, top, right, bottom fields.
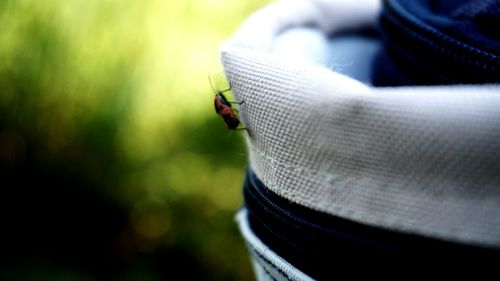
left=0, top=0, right=269, bottom=280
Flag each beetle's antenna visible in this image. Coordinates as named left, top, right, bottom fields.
left=208, top=75, right=216, bottom=94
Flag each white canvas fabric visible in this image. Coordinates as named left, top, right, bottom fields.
left=222, top=0, right=500, bottom=247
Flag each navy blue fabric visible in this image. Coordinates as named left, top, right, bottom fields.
left=243, top=168, right=500, bottom=279
left=373, top=0, right=500, bottom=86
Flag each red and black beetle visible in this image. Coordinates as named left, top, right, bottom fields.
left=209, top=76, right=245, bottom=130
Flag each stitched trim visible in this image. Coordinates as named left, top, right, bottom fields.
left=236, top=209, right=315, bottom=281
left=249, top=142, right=343, bottom=184
left=247, top=243, right=293, bottom=281
left=251, top=250, right=278, bottom=281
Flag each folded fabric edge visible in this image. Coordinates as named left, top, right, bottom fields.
left=236, top=209, right=315, bottom=281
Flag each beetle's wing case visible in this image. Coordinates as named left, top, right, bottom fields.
left=214, top=96, right=223, bottom=114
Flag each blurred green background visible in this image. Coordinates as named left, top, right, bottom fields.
left=0, top=0, right=269, bottom=280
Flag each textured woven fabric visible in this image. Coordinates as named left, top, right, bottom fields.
left=222, top=0, right=500, bottom=247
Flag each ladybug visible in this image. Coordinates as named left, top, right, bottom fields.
left=210, top=77, right=245, bottom=130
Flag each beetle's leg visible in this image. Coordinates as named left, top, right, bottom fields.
left=219, top=81, right=232, bottom=94
left=236, top=127, right=252, bottom=137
